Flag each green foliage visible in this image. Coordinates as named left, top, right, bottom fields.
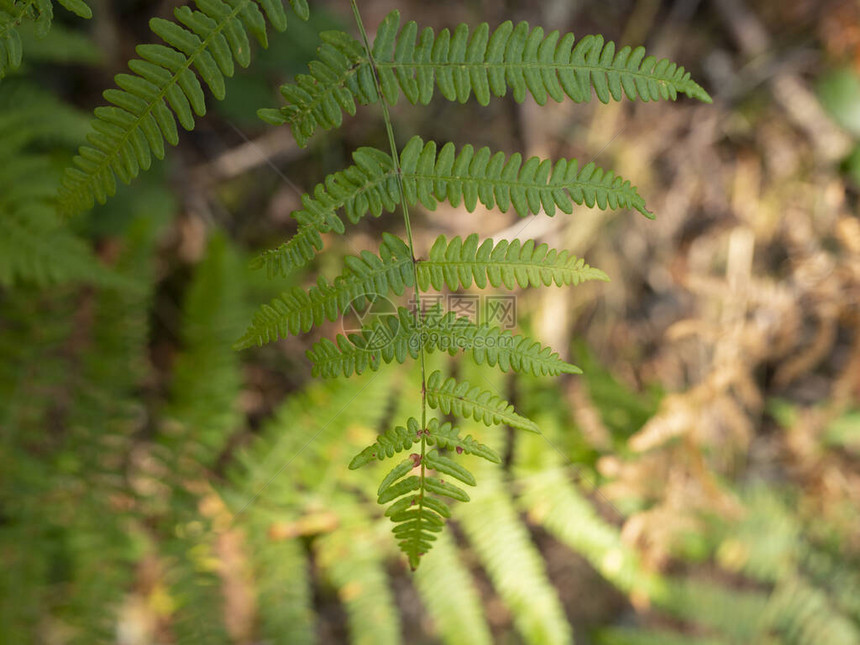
left=8, top=3, right=813, bottom=644
left=237, top=232, right=413, bottom=346
left=305, top=306, right=582, bottom=378
left=261, top=10, right=712, bottom=145
left=453, top=366, right=573, bottom=644
left=425, top=369, right=539, bottom=433
left=255, top=136, right=652, bottom=278
left=162, top=233, right=247, bottom=468
left=57, top=0, right=311, bottom=215
left=0, top=81, right=118, bottom=287
left=232, top=6, right=710, bottom=566
left=420, top=234, right=609, bottom=290
left=348, top=417, right=499, bottom=570
left=0, top=0, right=92, bottom=79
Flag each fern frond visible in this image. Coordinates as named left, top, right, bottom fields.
left=0, top=152, right=119, bottom=287
left=766, top=576, right=860, bottom=645
left=425, top=418, right=502, bottom=463
left=457, top=475, right=572, bottom=644
left=426, top=369, right=539, bottom=433
left=256, top=136, right=649, bottom=279
left=349, top=417, right=420, bottom=468
left=262, top=10, right=712, bottom=145
left=163, top=234, right=245, bottom=470
left=160, top=515, right=231, bottom=645
left=316, top=501, right=402, bottom=644
left=56, top=0, right=310, bottom=215
left=0, top=80, right=92, bottom=150
left=350, top=417, right=500, bottom=469
left=661, top=579, right=771, bottom=642
left=518, top=467, right=656, bottom=596
left=351, top=417, right=497, bottom=569
left=447, top=363, right=572, bottom=644
left=250, top=224, right=323, bottom=278
left=0, top=0, right=92, bottom=79
left=228, top=371, right=396, bottom=642
left=419, top=233, right=609, bottom=290
left=235, top=232, right=413, bottom=349
left=250, top=145, right=399, bottom=278
left=398, top=136, right=651, bottom=216
left=306, top=306, right=582, bottom=378
left=0, top=197, right=118, bottom=287
left=245, top=509, right=315, bottom=644
left=414, top=530, right=494, bottom=645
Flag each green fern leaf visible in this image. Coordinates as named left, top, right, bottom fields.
left=419, top=233, right=609, bottom=290
left=264, top=10, right=712, bottom=145
left=398, top=136, right=651, bottom=218
left=234, top=232, right=413, bottom=349
left=56, top=0, right=308, bottom=215
left=350, top=417, right=499, bottom=469
left=414, top=530, right=494, bottom=645
left=251, top=146, right=399, bottom=278
left=425, top=418, right=502, bottom=464
left=349, top=417, right=421, bottom=468
left=306, top=306, right=581, bottom=378
left=0, top=0, right=91, bottom=79
left=457, top=478, right=572, bottom=644
left=426, top=370, right=539, bottom=434
left=0, top=143, right=120, bottom=287
left=249, top=224, right=323, bottom=277
left=162, top=234, right=245, bottom=470
left=352, top=416, right=497, bottom=569
left=316, top=503, right=402, bottom=645
left=256, top=137, right=649, bottom=278
left=0, top=199, right=119, bottom=287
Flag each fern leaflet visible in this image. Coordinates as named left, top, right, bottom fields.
left=420, top=233, right=609, bottom=290
left=349, top=416, right=501, bottom=468
left=426, top=370, right=539, bottom=433
left=261, top=10, right=713, bottom=146
left=256, top=136, right=650, bottom=278
left=305, top=306, right=582, bottom=378
left=235, top=232, right=413, bottom=349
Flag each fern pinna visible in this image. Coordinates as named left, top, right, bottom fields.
left=234, top=5, right=711, bottom=569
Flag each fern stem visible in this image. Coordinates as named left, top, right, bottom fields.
left=350, top=0, right=429, bottom=566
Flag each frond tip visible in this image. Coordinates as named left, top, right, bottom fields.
left=264, top=10, right=712, bottom=146
left=57, top=0, right=309, bottom=216
left=351, top=418, right=499, bottom=569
